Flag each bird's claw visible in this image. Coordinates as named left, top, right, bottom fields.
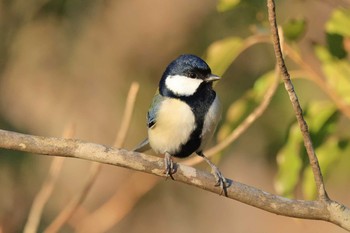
left=212, top=167, right=229, bottom=196
left=164, top=152, right=176, bottom=180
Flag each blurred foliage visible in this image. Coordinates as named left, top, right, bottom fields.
left=217, top=0, right=240, bottom=12
left=38, top=0, right=95, bottom=18
left=282, top=18, right=306, bottom=42
left=203, top=4, right=350, bottom=200
left=274, top=101, right=345, bottom=199
left=326, top=8, right=350, bottom=37
left=1, top=1, right=350, bottom=232
left=273, top=7, right=350, bottom=199
left=275, top=124, right=303, bottom=198
left=315, top=45, right=350, bottom=104
left=217, top=70, right=275, bottom=141
left=206, top=37, right=244, bottom=76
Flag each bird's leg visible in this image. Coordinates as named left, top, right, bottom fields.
left=197, top=152, right=228, bottom=195
left=164, top=152, right=176, bottom=180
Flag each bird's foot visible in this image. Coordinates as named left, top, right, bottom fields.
left=164, top=152, right=176, bottom=180
left=197, top=152, right=230, bottom=196
left=211, top=166, right=229, bottom=195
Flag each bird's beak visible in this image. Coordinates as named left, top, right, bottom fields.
left=204, top=74, right=221, bottom=83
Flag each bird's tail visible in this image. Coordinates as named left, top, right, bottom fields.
left=133, top=138, right=151, bottom=152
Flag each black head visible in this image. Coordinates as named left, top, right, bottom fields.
left=163, top=54, right=211, bottom=78
left=159, top=54, right=220, bottom=97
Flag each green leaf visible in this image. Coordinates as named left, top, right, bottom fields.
left=326, top=8, right=350, bottom=37
left=278, top=101, right=341, bottom=200
left=274, top=124, right=303, bottom=198
left=217, top=94, right=254, bottom=142
left=324, top=61, right=350, bottom=104
left=252, top=70, right=276, bottom=99
left=282, top=18, right=307, bottom=42
left=302, top=166, right=315, bottom=200
left=314, top=45, right=350, bottom=104
left=314, top=45, right=333, bottom=62
left=326, top=33, right=347, bottom=59
left=305, top=101, right=337, bottom=133
left=274, top=101, right=338, bottom=198
left=205, top=37, right=243, bottom=77
left=217, top=0, right=240, bottom=12
left=225, top=97, right=249, bottom=125
left=215, top=70, right=275, bottom=165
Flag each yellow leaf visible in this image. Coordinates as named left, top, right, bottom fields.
left=217, top=0, right=240, bottom=12
left=205, top=37, right=243, bottom=77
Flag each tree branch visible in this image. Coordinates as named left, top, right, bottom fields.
left=0, top=129, right=349, bottom=230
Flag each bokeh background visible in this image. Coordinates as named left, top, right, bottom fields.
left=1, top=0, right=350, bottom=232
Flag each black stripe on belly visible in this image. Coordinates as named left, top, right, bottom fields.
left=172, top=84, right=216, bottom=158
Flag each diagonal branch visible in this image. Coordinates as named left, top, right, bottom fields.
left=0, top=129, right=349, bottom=231
left=267, top=0, right=329, bottom=201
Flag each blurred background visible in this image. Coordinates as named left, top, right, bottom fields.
left=1, top=0, right=350, bottom=232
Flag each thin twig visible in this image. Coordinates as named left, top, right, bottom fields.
left=0, top=129, right=349, bottom=230
left=267, top=0, right=329, bottom=201
left=113, top=82, right=140, bottom=147
left=43, top=82, right=140, bottom=233
left=23, top=124, right=75, bottom=233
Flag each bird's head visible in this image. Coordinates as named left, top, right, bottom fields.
left=159, top=54, right=220, bottom=97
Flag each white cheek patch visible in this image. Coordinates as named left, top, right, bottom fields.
left=165, top=75, right=203, bottom=96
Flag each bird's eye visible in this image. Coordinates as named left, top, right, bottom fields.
left=188, top=72, right=197, bottom=78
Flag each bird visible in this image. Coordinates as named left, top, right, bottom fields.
left=134, top=54, right=228, bottom=190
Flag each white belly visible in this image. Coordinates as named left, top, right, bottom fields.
left=148, top=98, right=195, bottom=155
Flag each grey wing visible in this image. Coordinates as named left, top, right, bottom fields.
left=147, top=93, right=164, bottom=129
left=133, top=93, right=164, bottom=152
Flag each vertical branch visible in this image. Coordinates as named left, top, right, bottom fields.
left=23, top=124, right=75, bottom=233
left=267, top=0, right=329, bottom=201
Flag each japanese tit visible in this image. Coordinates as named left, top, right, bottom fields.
left=134, top=54, right=227, bottom=189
